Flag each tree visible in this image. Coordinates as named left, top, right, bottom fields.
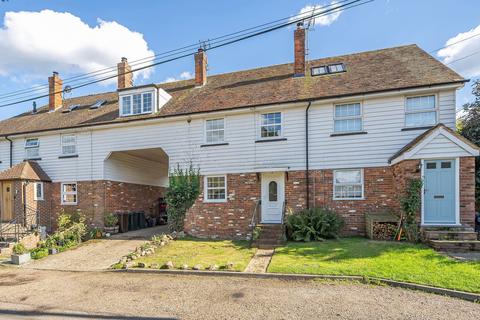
left=458, top=80, right=480, bottom=211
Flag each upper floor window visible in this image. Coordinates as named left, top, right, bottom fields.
left=25, top=138, right=39, bottom=159
left=34, top=182, right=44, bottom=201
left=204, top=176, right=227, bottom=202
left=260, top=112, right=282, bottom=138
left=405, top=95, right=437, bottom=127
left=120, top=92, right=154, bottom=116
left=334, top=103, right=362, bottom=133
left=311, top=63, right=345, bottom=76
left=61, top=134, right=77, bottom=155
left=205, top=118, right=225, bottom=144
left=333, top=169, right=364, bottom=200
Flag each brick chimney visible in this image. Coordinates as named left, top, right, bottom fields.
left=48, top=71, right=63, bottom=112
left=294, top=22, right=306, bottom=77
left=117, top=57, right=133, bottom=89
left=194, top=48, right=207, bottom=86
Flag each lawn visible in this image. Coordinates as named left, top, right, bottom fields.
left=135, top=239, right=256, bottom=272
left=268, top=238, right=480, bottom=293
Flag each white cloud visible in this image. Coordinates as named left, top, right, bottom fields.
left=291, top=2, right=343, bottom=27
left=163, top=71, right=193, bottom=83
left=0, top=10, right=154, bottom=84
left=438, top=25, right=480, bottom=77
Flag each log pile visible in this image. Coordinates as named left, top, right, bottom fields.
left=372, top=222, right=398, bottom=240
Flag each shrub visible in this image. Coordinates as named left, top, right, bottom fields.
left=286, top=208, right=344, bottom=242
left=12, top=243, right=28, bottom=255
left=104, top=213, right=119, bottom=228
left=44, top=210, right=87, bottom=250
left=30, top=248, right=48, bottom=260
left=165, top=164, right=200, bottom=232
left=399, top=178, right=423, bottom=242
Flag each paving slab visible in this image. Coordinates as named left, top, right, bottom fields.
left=244, top=249, right=274, bottom=273
left=22, top=225, right=168, bottom=271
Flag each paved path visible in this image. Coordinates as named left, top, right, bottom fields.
left=0, top=268, right=478, bottom=319
left=244, top=249, right=274, bottom=273
left=22, top=225, right=168, bottom=271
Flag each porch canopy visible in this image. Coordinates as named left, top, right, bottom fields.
left=0, top=160, right=51, bottom=182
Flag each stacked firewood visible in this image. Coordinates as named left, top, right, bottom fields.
left=372, top=222, right=398, bottom=240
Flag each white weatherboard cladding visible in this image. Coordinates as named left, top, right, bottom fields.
left=0, top=89, right=460, bottom=184
left=412, top=134, right=472, bottom=159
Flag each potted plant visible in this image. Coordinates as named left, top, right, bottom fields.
left=11, top=243, right=31, bottom=265
left=104, top=213, right=119, bottom=234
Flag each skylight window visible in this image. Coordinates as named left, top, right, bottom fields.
left=311, top=63, right=346, bottom=76
left=89, top=100, right=107, bottom=109
left=62, top=104, right=80, bottom=113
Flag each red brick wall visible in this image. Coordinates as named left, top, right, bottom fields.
left=460, top=157, right=476, bottom=227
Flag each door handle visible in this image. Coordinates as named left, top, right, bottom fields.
left=433, top=195, right=445, bottom=199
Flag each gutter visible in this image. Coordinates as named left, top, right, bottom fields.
left=305, top=101, right=312, bottom=209
left=0, top=80, right=468, bottom=139
left=5, top=136, right=12, bottom=167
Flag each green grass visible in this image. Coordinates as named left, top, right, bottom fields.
left=268, top=238, right=480, bottom=293
left=135, top=239, right=256, bottom=272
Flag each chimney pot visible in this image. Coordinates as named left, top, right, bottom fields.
left=48, top=72, right=63, bottom=112
left=194, top=48, right=207, bottom=86
left=117, top=57, right=133, bottom=89
left=294, top=23, right=306, bottom=77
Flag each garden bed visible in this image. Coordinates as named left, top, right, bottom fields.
left=132, top=238, right=256, bottom=272
left=268, top=238, right=480, bottom=293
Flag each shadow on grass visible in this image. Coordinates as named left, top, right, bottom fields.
left=277, top=238, right=465, bottom=266
left=0, top=309, right=176, bottom=319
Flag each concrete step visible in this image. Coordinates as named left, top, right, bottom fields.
left=424, top=230, right=478, bottom=241
left=429, top=240, right=480, bottom=252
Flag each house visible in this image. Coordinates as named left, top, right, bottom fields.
left=0, top=24, right=478, bottom=247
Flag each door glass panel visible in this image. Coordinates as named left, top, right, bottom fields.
left=426, top=163, right=436, bottom=169
left=269, top=181, right=278, bottom=202
left=441, top=162, right=451, bottom=169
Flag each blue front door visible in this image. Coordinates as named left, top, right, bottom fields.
left=424, top=159, right=456, bottom=225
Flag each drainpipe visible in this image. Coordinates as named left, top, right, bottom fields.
left=5, top=136, right=13, bottom=168
left=305, top=101, right=312, bottom=209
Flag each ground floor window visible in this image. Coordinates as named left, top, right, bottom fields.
left=34, top=182, right=44, bottom=201
left=61, top=182, right=77, bottom=205
left=333, top=169, right=364, bottom=200
left=204, top=175, right=227, bottom=202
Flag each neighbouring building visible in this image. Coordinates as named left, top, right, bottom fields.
left=0, top=24, right=478, bottom=244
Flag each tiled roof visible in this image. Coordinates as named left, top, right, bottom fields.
left=0, top=44, right=465, bottom=136
left=0, top=161, right=51, bottom=181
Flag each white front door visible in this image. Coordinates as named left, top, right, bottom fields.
left=261, top=172, right=285, bottom=223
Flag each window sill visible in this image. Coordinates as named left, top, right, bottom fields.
left=401, top=126, right=435, bottom=131
left=61, top=203, right=78, bottom=206
left=333, top=198, right=365, bottom=201
left=58, top=154, right=79, bottom=159
left=200, top=142, right=229, bottom=148
left=255, top=138, right=287, bottom=143
left=203, top=200, right=228, bottom=203
left=24, top=158, right=41, bottom=161
left=330, top=131, right=367, bottom=137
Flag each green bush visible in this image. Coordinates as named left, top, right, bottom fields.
left=12, top=243, right=28, bottom=255
left=166, top=164, right=200, bottom=232
left=286, top=208, right=344, bottom=242
left=104, top=213, right=118, bottom=227
left=30, top=248, right=48, bottom=260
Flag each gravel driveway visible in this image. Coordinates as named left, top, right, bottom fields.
left=0, top=268, right=478, bottom=319
left=22, top=226, right=167, bottom=271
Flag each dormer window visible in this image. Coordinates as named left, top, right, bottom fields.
left=118, top=85, right=172, bottom=117
left=120, top=92, right=154, bottom=116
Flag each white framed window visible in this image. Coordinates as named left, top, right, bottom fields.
left=334, top=103, right=362, bottom=133
left=260, top=112, right=282, bottom=138
left=61, top=134, right=77, bottom=155
left=205, top=118, right=225, bottom=144
left=34, top=182, right=44, bottom=201
left=61, top=182, right=77, bottom=205
left=25, top=138, right=40, bottom=159
left=120, top=92, right=154, bottom=116
left=405, top=95, right=437, bottom=127
left=204, top=175, right=227, bottom=202
left=333, top=169, right=364, bottom=200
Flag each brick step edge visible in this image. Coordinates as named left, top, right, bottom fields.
left=116, top=269, right=480, bottom=303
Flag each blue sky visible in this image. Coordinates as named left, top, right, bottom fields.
left=0, top=0, right=479, bottom=120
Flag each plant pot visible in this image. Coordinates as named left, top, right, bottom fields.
left=48, top=248, right=58, bottom=255
left=104, top=226, right=119, bottom=234
left=11, top=253, right=31, bottom=265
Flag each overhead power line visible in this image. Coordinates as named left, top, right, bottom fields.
left=0, top=0, right=357, bottom=102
